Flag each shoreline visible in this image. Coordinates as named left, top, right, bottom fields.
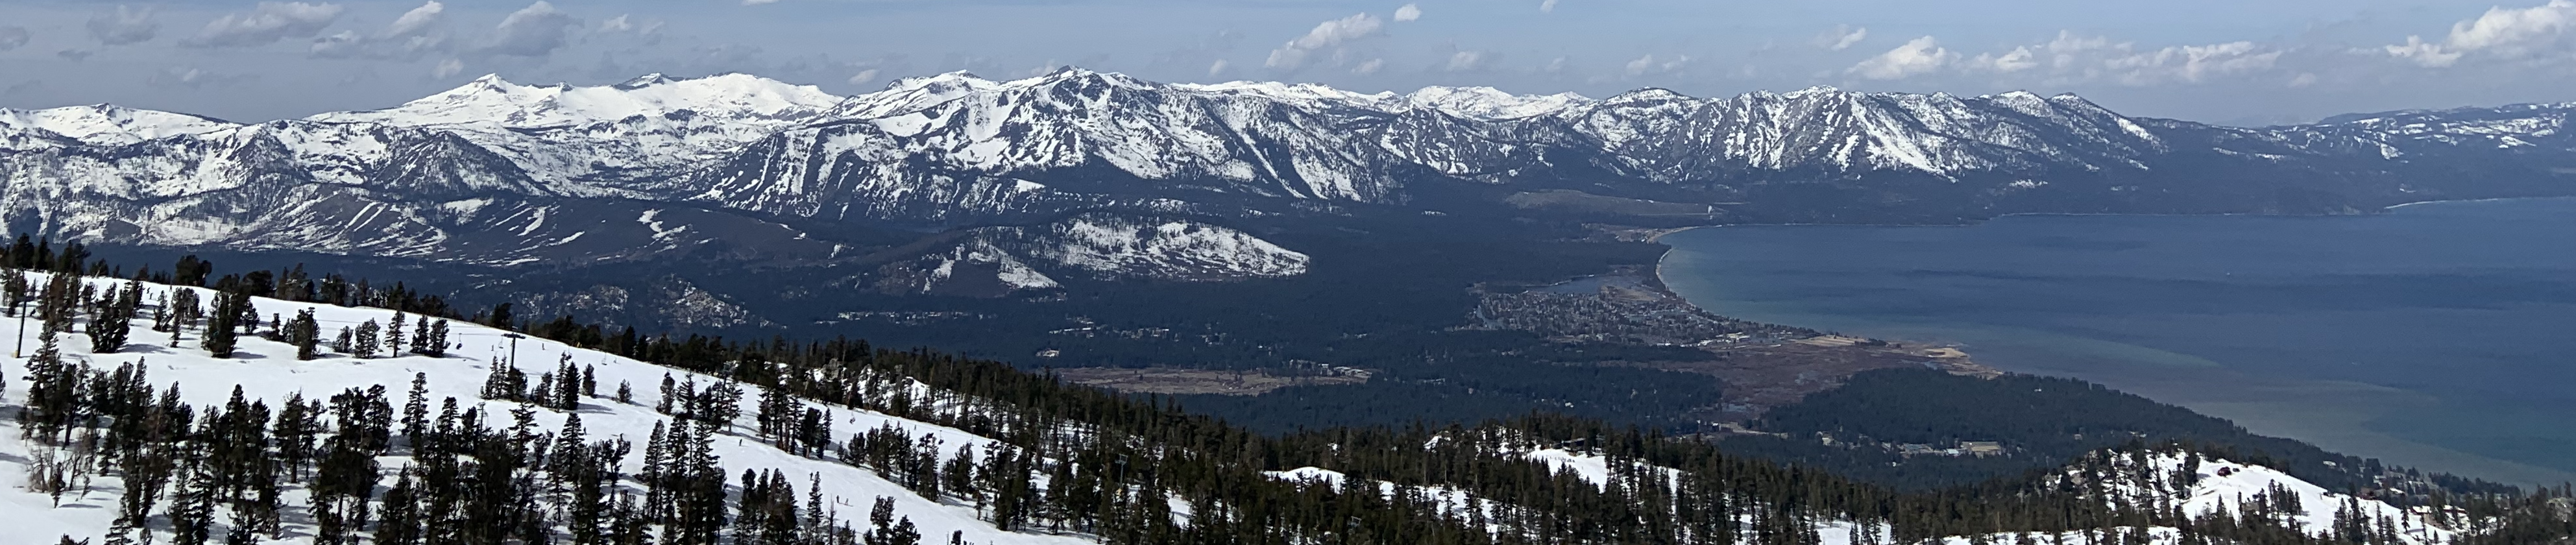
left=1640, top=198, right=2576, bottom=488
left=1644, top=195, right=2576, bottom=242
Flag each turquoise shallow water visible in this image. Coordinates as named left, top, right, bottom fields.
left=1657, top=198, right=2576, bottom=487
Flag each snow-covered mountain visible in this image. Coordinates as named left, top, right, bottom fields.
left=310, top=73, right=843, bottom=193
left=4, top=68, right=2572, bottom=291
left=867, top=213, right=1309, bottom=296
left=0, top=104, right=239, bottom=151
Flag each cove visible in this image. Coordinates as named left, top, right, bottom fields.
left=1657, top=197, right=2576, bottom=487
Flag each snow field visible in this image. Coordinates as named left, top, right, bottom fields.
left=0, top=274, right=1088, bottom=545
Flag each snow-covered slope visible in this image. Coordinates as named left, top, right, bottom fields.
left=1929, top=451, right=2472, bottom=545
left=0, top=104, right=240, bottom=151
left=868, top=213, right=1309, bottom=296
left=0, top=272, right=1085, bottom=545
left=310, top=73, right=844, bottom=192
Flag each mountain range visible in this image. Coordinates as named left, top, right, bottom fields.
left=5, top=69, right=2571, bottom=299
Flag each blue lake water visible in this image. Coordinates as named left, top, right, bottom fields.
left=1658, top=198, right=2576, bottom=487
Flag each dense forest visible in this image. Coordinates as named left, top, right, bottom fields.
left=1720, top=369, right=2524, bottom=495
left=5, top=237, right=2572, bottom=545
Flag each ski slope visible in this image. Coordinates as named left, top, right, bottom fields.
left=0, top=273, right=1089, bottom=545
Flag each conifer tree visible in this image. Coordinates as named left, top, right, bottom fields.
left=352, top=319, right=380, bottom=358
left=387, top=311, right=406, bottom=356
left=201, top=291, right=243, bottom=358
left=424, top=319, right=450, bottom=357
left=290, top=309, right=321, bottom=360
left=410, top=317, right=431, bottom=355
left=167, top=287, right=200, bottom=346
left=83, top=279, right=138, bottom=353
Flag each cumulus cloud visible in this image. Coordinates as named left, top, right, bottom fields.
left=1848, top=36, right=1954, bottom=79
left=2099, top=41, right=2279, bottom=84
left=1446, top=51, right=1485, bottom=71
left=88, top=5, right=161, bottom=46
left=1207, top=59, right=1229, bottom=76
left=1624, top=53, right=1690, bottom=76
left=1965, top=46, right=2038, bottom=73
left=1394, top=4, right=1422, bottom=22
left=1265, top=13, right=1385, bottom=69
left=0, top=27, right=29, bottom=52
left=1540, top=0, right=1560, bottom=13
left=433, top=58, right=464, bottom=78
left=148, top=67, right=256, bottom=89
left=1814, top=25, right=1867, bottom=51
left=310, top=1, right=448, bottom=60
left=847, top=68, right=880, bottom=84
left=185, top=2, right=346, bottom=48
left=477, top=1, right=579, bottom=58
left=1910, top=31, right=2284, bottom=86
left=389, top=1, right=446, bottom=38
left=2383, top=0, right=2576, bottom=67
left=1352, top=58, right=1384, bottom=75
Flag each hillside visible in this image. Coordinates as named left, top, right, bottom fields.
left=0, top=254, right=2568, bottom=544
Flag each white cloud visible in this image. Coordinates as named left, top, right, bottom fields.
left=2288, top=72, right=2318, bottom=88
left=1352, top=58, right=1384, bottom=75
left=2447, top=0, right=2576, bottom=51
left=88, top=5, right=160, bottom=46
left=2383, top=36, right=2464, bottom=67
left=847, top=69, right=880, bottom=84
left=1848, top=36, right=1954, bottom=79
left=1540, top=0, right=1560, bottom=13
left=1394, top=4, right=1422, bottom=22
left=1624, top=53, right=1690, bottom=76
left=600, top=15, right=633, bottom=32
left=1918, top=31, right=2283, bottom=86
left=388, top=1, right=445, bottom=38
left=2381, top=0, right=2576, bottom=67
left=148, top=67, right=254, bottom=89
left=433, top=58, right=464, bottom=78
left=186, top=2, right=346, bottom=48
left=477, top=1, right=579, bottom=58
left=1814, top=25, right=1867, bottom=51
left=1207, top=59, right=1229, bottom=77
left=0, top=27, right=28, bottom=53
left=2100, top=41, right=2279, bottom=85
left=1265, top=13, right=1385, bottom=69
left=1966, top=46, right=2038, bottom=73
left=1446, top=51, right=1485, bottom=71
left=309, top=1, right=448, bottom=60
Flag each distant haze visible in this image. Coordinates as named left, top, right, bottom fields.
left=3, top=0, right=2575, bottom=125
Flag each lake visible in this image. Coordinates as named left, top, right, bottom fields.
left=1657, top=198, right=2576, bottom=487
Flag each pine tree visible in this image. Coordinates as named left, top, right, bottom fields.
left=410, top=316, right=431, bottom=355
left=402, top=373, right=431, bottom=447
left=352, top=319, right=380, bottom=358
left=424, top=319, right=450, bottom=357
left=289, top=309, right=321, bottom=360
left=83, top=280, right=138, bottom=353
left=387, top=311, right=407, bottom=356
left=201, top=291, right=243, bottom=358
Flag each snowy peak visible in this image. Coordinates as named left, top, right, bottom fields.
left=1400, top=86, right=1592, bottom=120
left=0, top=104, right=241, bottom=149
left=312, top=72, right=843, bottom=128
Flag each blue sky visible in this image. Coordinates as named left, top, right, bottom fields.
left=2, top=0, right=2572, bottom=125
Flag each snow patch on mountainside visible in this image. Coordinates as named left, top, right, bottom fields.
left=0, top=273, right=1088, bottom=545
left=309, top=73, right=845, bottom=192
left=0, top=104, right=239, bottom=150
